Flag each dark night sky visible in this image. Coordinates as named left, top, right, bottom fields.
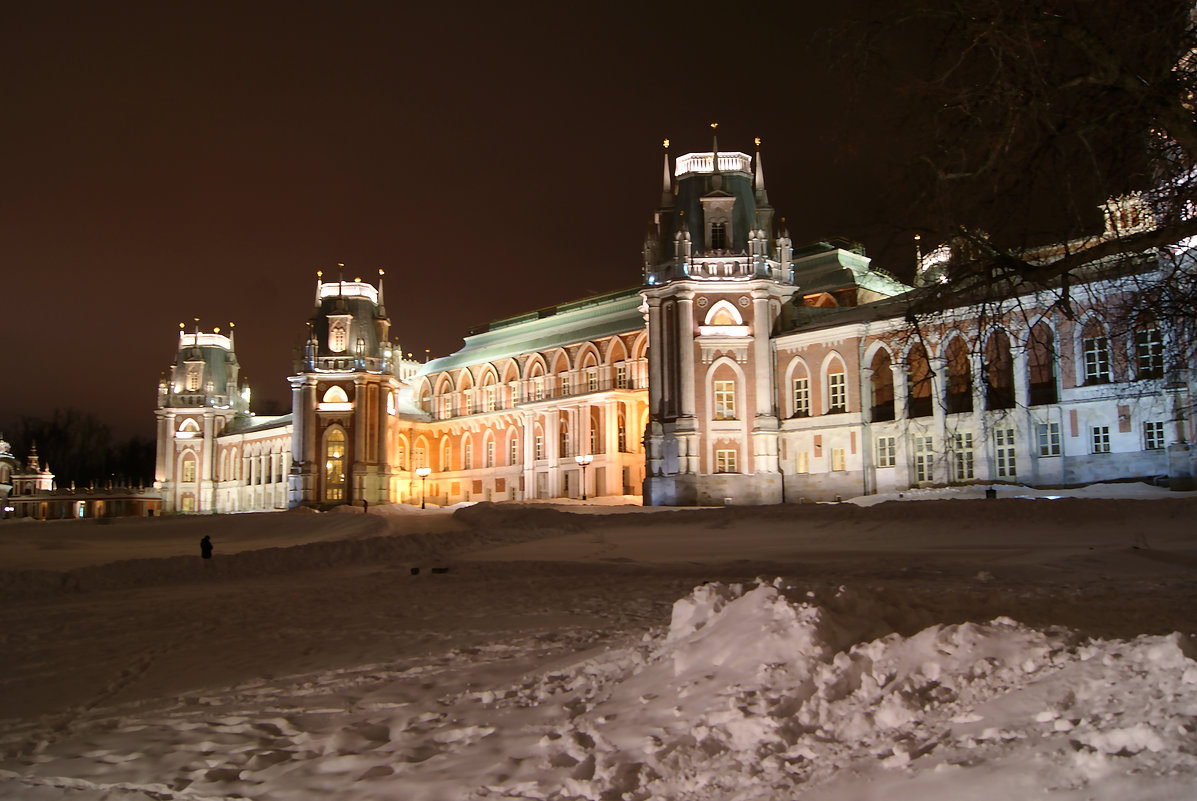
left=2, top=1, right=927, bottom=439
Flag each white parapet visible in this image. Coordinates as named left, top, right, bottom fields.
left=675, top=152, right=753, bottom=177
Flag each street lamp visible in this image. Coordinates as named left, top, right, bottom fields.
left=574, top=454, right=593, bottom=501
left=415, top=466, right=431, bottom=509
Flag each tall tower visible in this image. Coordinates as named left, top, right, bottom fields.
left=289, top=270, right=403, bottom=508
left=642, top=134, right=793, bottom=505
left=155, top=323, right=249, bottom=513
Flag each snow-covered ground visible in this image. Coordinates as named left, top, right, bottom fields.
left=2, top=485, right=1196, bottom=799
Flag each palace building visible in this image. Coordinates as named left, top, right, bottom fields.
left=153, top=137, right=1195, bottom=513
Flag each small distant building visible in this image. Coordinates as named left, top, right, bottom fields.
left=0, top=436, right=160, bottom=520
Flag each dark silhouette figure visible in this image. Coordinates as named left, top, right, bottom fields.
left=200, top=535, right=213, bottom=560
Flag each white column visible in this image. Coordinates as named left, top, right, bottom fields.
left=751, top=291, right=774, bottom=418
left=678, top=293, right=697, bottom=420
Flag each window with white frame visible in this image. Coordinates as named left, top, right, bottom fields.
left=590, top=426, right=598, bottom=454
left=913, top=436, right=934, bottom=482
left=827, top=372, right=847, bottom=413
left=995, top=428, right=1017, bottom=477
left=831, top=448, right=846, bottom=471
left=715, top=449, right=737, bottom=473
left=1037, top=422, right=1061, bottom=456
left=510, top=438, right=519, bottom=465
left=414, top=447, right=426, bottom=469
left=795, top=451, right=809, bottom=473
left=953, top=432, right=975, bottom=480
left=560, top=375, right=570, bottom=396
left=533, top=377, right=545, bottom=401
left=535, top=435, right=544, bottom=460
left=181, top=457, right=197, bottom=483
left=1135, top=328, right=1164, bottom=379
left=559, top=426, right=569, bottom=458
left=1091, top=426, right=1111, bottom=454
left=710, top=221, right=727, bottom=250
left=616, top=363, right=628, bottom=389
left=792, top=377, right=810, bottom=417
left=876, top=436, right=896, bottom=468
left=186, top=367, right=201, bottom=391
left=485, top=386, right=496, bottom=412
left=1144, top=421, right=1165, bottom=450
left=485, top=440, right=494, bottom=468
left=1082, top=330, right=1111, bottom=384
left=464, top=392, right=474, bottom=415
left=714, top=380, right=736, bottom=420
left=587, top=370, right=598, bottom=392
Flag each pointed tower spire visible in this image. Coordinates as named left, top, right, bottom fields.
left=709, top=122, right=722, bottom=191
left=660, top=139, right=673, bottom=206
left=754, top=136, right=770, bottom=206
left=377, top=268, right=387, bottom=314
left=315, top=269, right=323, bottom=306
left=228, top=321, right=236, bottom=350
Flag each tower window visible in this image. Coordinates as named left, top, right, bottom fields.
left=714, top=380, right=736, bottom=420
left=324, top=430, right=346, bottom=501
left=710, top=222, right=727, bottom=250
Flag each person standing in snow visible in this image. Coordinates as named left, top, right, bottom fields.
left=200, top=535, right=213, bottom=560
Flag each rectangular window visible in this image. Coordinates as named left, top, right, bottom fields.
left=831, top=448, right=846, bottom=471
left=616, top=364, right=628, bottom=389
left=510, top=438, right=519, bottom=465
left=792, top=377, right=810, bottom=417
left=913, top=436, right=934, bottom=483
left=485, top=386, right=496, bottom=412
left=953, top=432, right=975, bottom=481
left=559, top=429, right=569, bottom=458
left=827, top=373, right=847, bottom=413
left=590, top=426, right=598, bottom=454
left=535, top=435, right=544, bottom=460
left=533, top=378, right=545, bottom=401
left=710, top=221, right=727, bottom=250
left=465, top=393, right=475, bottom=415
left=414, top=447, right=426, bottom=469
left=1037, top=422, right=1062, bottom=456
left=587, top=370, right=598, bottom=392
left=714, top=380, right=737, bottom=420
left=715, top=449, right=737, bottom=473
left=486, top=440, right=494, bottom=468
left=182, top=459, right=196, bottom=483
left=876, top=436, right=896, bottom=468
left=560, top=375, right=570, bottom=397
left=1083, top=336, right=1111, bottom=384
left=441, top=397, right=452, bottom=419
left=796, top=451, right=809, bottom=473
left=1091, top=426, right=1111, bottom=454
left=617, top=421, right=627, bottom=452
left=995, top=428, right=1017, bottom=477
left=1136, top=329, right=1164, bottom=379
left=1144, top=421, right=1165, bottom=450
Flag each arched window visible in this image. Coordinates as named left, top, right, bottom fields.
left=985, top=331, right=1015, bottom=410
left=944, top=337, right=973, bottom=414
left=1027, top=322, right=1058, bottom=405
left=324, top=430, right=345, bottom=501
left=1081, top=319, right=1111, bottom=384
left=907, top=344, right=933, bottom=418
left=825, top=357, right=847, bottom=414
left=322, top=386, right=349, bottom=404
left=870, top=350, right=894, bottom=421
left=442, top=438, right=451, bottom=471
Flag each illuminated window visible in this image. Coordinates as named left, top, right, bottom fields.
left=510, top=437, right=519, bottom=465
left=397, top=445, right=407, bottom=471
left=387, top=392, right=397, bottom=415
left=186, top=367, right=201, bottom=391
left=714, top=380, right=736, bottom=420
left=486, top=439, right=494, bottom=468
left=322, top=386, right=350, bottom=404
left=827, top=372, right=846, bottom=413
left=1091, top=426, right=1111, bottom=454
left=792, top=377, right=810, bottom=417
left=329, top=322, right=348, bottom=353
left=953, top=432, right=974, bottom=480
left=795, top=451, right=809, bottom=473
left=324, top=430, right=346, bottom=501
left=560, top=375, right=570, bottom=396
left=464, top=439, right=473, bottom=469
left=715, top=449, right=737, bottom=473
left=1037, top=423, right=1061, bottom=456
left=535, top=435, right=544, bottom=460
left=533, top=377, right=545, bottom=401
left=485, top=386, right=496, bottom=412
left=181, top=457, right=196, bottom=483
left=464, top=392, right=475, bottom=415
left=995, top=428, right=1017, bottom=477
left=589, top=425, right=598, bottom=454
left=414, top=446, right=426, bottom=469
left=615, top=364, right=628, bottom=389
left=1144, top=421, right=1165, bottom=450
left=831, top=448, right=846, bottom=471
left=587, top=370, right=598, bottom=392
left=876, top=436, right=896, bottom=468
left=442, top=439, right=451, bottom=470
left=181, top=495, right=195, bottom=512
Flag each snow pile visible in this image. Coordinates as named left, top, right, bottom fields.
left=3, top=581, right=1196, bottom=800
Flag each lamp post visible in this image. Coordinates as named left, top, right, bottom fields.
left=416, top=466, right=431, bottom=509
left=574, top=454, right=593, bottom=501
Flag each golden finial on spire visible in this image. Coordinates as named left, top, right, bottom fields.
left=179, top=322, right=185, bottom=330
left=755, top=137, right=761, bottom=147
left=710, top=122, right=718, bottom=130
left=379, top=268, right=385, bottom=277
left=663, top=138, right=669, bottom=149
left=214, top=326, right=220, bottom=333
left=229, top=321, right=235, bottom=328
left=317, top=269, right=323, bottom=278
